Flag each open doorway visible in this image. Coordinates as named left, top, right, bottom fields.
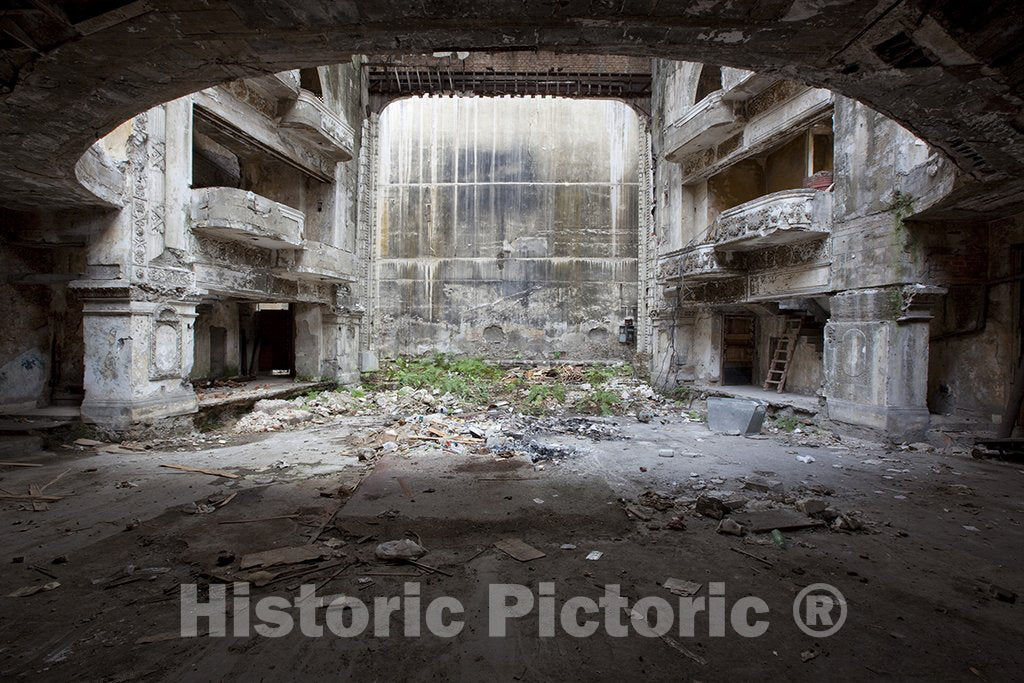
left=251, top=303, right=295, bottom=377
left=722, top=314, right=756, bottom=385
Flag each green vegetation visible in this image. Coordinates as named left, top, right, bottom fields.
left=584, top=365, right=615, bottom=386
left=385, top=354, right=504, bottom=401
left=775, top=415, right=800, bottom=432
left=526, top=382, right=567, bottom=406
left=887, top=190, right=916, bottom=229
left=576, top=389, right=622, bottom=416
left=670, top=385, right=693, bottom=402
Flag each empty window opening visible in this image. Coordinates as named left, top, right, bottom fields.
left=694, top=65, right=723, bottom=104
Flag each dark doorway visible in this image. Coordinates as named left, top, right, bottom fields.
left=252, top=304, right=294, bottom=377
left=722, top=314, right=756, bottom=385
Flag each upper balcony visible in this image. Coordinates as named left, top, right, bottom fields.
left=191, top=187, right=303, bottom=250
left=664, top=91, right=744, bottom=163
left=656, top=244, right=742, bottom=291
left=712, top=188, right=832, bottom=252
left=279, top=89, right=355, bottom=162
left=272, top=241, right=357, bottom=284
left=245, top=70, right=301, bottom=103
left=720, top=67, right=781, bottom=102
left=679, top=243, right=742, bottom=281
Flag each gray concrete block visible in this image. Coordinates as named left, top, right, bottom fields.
left=706, top=397, right=766, bottom=436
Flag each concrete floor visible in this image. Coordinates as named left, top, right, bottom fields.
left=0, top=415, right=1021, bottom=681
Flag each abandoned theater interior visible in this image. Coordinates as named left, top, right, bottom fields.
left=0, top=1, right=1022, bottom=679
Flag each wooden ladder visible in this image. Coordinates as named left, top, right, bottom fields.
left=763, top=317, right=802, bottom=393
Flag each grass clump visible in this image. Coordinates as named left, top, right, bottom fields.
left=576, top=389, right=622, bottom=416
left=386, top=354, right=502, bottom=401
left=775, top=416, right=800, bottom=432
left=584, top=366, right=616, bottom=386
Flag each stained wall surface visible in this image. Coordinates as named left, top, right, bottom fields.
left=374, top=97, right=640, bottom=359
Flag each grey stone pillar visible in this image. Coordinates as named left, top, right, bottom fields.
left=824, top=284, right=944, bottom=441
left=75, top=282, right=198, bottom=430
left=292, top=302, right=323, bottom=381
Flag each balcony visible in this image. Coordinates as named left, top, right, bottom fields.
left=713, top=189, right=832, bottom=252
left=245, top=70, right=300, bottom=103
left=279, top=89, right=355, bottom=161
left=664, top=91, right=744, bottom=162
left=657, top=244, right=742, bottom=292
left=720, top=67, right=780, bottom=101
left=191, top=187, right=303, bottom=249
left=273, top=241, right=357, bottom=284
left=679, top=244, right=742, bottom=281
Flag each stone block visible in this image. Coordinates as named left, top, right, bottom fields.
left=360, top=351, right=379, bottom=372
left=706, top=397, right=766, bottom=435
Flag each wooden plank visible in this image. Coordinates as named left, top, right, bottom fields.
left=494, top=538, right=546, bottom=562
left=160, top=464, right=239, bottom=479
left=240, top=545, right=326, bottom=570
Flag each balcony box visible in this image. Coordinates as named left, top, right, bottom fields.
left=279, top=89, right=355, bottom=161
left=246, top=70, right=301, bottom=102
left=273, top=241, right=357, bottom=284
left=720, top=68, right=781, bottom=101
left=664, top=92, right=744, bottom=162
left=714, top=188, right=832, bottom=252
left=680, top=243, right=742, bottom=281
left=191, top=187, right=303, bottom=249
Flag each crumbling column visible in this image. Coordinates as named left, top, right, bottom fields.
left=75, top=282, right=198, bottom=430
left=824, top=284, right=944, bottom=441
left=321, top=309, right=362, bottom=385
left=292, top=303, right=323, bottom=381
left=337, top=310, right=363, bottom=384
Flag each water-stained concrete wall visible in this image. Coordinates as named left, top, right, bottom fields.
left=374, top=97, right=640, bottom=360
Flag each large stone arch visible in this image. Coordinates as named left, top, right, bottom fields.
left=0, top=1, right=1022, bottom=213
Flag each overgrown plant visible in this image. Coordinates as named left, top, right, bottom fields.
left=584, top=366, right=615, bottom=386
left=576, top=389, right=622, bottom=416
left=775, top=416, right=800, bottom=432
left=386, top=354, right=503, bottom=401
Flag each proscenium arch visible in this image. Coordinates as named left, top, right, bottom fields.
left=1, top=0, right=1022, bottom=214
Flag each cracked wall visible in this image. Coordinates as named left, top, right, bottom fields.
left=373, top=97, right=640, bottom=360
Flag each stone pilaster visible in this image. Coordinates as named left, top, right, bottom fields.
left=824, top=284, right=945, bottom=441
left=73, top=282, right=199, bottom=430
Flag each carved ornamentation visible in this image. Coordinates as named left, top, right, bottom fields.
left=128, top=112, right=150, bottom=275
left=149, top=307, right=183, bottom=380
left=713, top=189, right=831, bottom=250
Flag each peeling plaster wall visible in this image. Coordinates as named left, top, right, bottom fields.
left=924, top=218, right=1024, bottom=422
left=191, top=301, right=243, bottom=380
left=0, top=241, right=87, bottom=411
left=0, top=246, right=53, bottom=410
left=374, top=97, right=640, bottom=360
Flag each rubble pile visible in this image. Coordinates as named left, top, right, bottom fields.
left=232, top=358, right=670, bottom=435
left=621, top=473, right=869, bottom=540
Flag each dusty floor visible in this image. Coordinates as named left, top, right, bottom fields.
left=0, top=413, right=1021, bottom=681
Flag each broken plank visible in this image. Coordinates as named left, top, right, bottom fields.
left=407, top=559, right=453, bottom=577
left=729, top=546, right=774, bottom=568
left=494, top=538, right=546, bottom=562
left=734, top=509, right=826, bottom=533
left=408, top=435, right=483, bottom=445
left=160, top=464, right=239, bottom=479
left=39, top=468, right=71, bottom=493
left=240, top=545, right=326, bottom=570
left=0, top=461, right=43, bottom=467
left=217, top=514, right=297, bottom=525
left=0, top=493, right=63, bottom=502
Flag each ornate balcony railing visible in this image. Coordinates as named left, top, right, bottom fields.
left=713, top=188, right=832, bottom=252
left=191, top=187, right=303, bottom=250
left=279, top=89, right=355, bottom=161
